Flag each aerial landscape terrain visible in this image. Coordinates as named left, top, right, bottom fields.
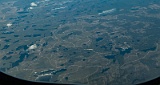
left=0, top=0, right=160, bottom=85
